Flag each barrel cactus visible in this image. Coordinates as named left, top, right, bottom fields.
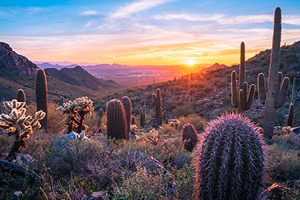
left=121, top=96, right=132, bottom=135
left=181, top=123, right=199, bottom=152
left=195, top=113, right=266, bottom=200
left=36, top=68, right=48, bottom=131
left=106, top=99, right=128, bottom=140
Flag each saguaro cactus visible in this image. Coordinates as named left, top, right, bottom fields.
left=152, top=88, right=163, bottom=125
left=231, top=42, right=255, bottom=113
left=139, top=107, right=144, bottom=128
left=258, top=7, right=290, bottom=139
left=16, top=89, right=26, bottom=106
left=195, top=113, right=265, bottom=200
left=181, top=123, right=199, bottom=152
left=106, top=99, right=128, bottom=140
left=121, top=96, right=132, bottom=135
left=36, top=69, right=48, bottom=131
left=0, top=99, right=45, bottom=159
left=287, top=77, right=296, bottom=126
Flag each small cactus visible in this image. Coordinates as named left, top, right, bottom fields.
left=257, top=7, right=290, bottom=139
left=121, top=96, right=132, bottom=135
left=181, top=123, right=199, bottom=152
left=195, top=113, right=265, bottom=200
left=132, top=116, right=135, bottom=125
left=106, top=99, right=128, bottom=140
left=97, top=108, right=103, bottom=127
left=139, top=107, right=145, bottom=128
left=0, top=99, right=45, bottom=159
left=36, top=69, right=48, bottom=131
left=152, top=88, right=163, bottom=125
left=16, top=89, right=26, bottom=107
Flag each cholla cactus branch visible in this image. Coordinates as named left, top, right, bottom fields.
left=57, top=96, right=93, bottom=133
left=0, top=99, right=45, bottom=160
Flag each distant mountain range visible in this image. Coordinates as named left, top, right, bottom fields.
left=0, top=42, right=123, bottom=103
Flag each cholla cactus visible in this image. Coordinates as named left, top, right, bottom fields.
left=130, top=124, right=137, bottom=135
left=181, top=123, right=199, bottom=152
left=57, top=96, right=93, bottom=133
left=0, top=99, right=45, bottom=159
left=195, top=113, right=265, bottom=200
left=282, top=126, right=292, bottom=134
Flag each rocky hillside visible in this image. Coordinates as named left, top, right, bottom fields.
left=0, top=42, right=123, bottom=103
left=94, top=41, right=300, bottom=127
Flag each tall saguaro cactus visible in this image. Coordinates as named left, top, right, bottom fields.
left=121, top=96, right=132, bottom=135
left=231, top=42, right=255, bottom=113
left=258, top=7, right=290, bottom=139
left=36, top=69, right=48, bottom=131
left=106, top=99, right=128, bottom=140
left=152, top=88, right=163, bottom=125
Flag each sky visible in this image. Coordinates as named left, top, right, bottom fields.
left=0, top=0, right=300, bottom=66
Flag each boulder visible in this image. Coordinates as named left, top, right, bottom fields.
left=88, top=191, right=112, bottom=200
left=291, top=126, right=300, bottom=134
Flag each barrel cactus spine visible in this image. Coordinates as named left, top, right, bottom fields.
left=195, top=113, right=266, bottom=200
left=152, top=88, right=163, bottom=125
left=36, top=69, right=48, bottom=131
left=181, top=123, right=199, bottom=152
left=258, top=7, right=290, bottom=139
left=121, top=96, right=132, bottom=135
left=231, top=42, right=255, bottom=113
left=106, top=99, right=128, bottom=140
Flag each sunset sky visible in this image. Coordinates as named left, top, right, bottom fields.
left=1, top=0, right=300, bottom=66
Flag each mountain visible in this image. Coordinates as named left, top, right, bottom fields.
left=200, top=63, right=228, bottom=73
left=45, top=66, right=119, bottom=91
left=36, top=62, right=77, bottom=70
left=0, top=42, right=123, bottom=103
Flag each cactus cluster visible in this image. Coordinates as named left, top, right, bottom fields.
left=258, top=7, right=290, bottom=139
left=152, top=88, right=163, bottom=125
left=231, top=42, right=255, bottom=113
left=181, top=123, right=199, bottom=152
left=121, top=96, right=132, bottom=135
left=36, top=68, right=48, bottom=131
left=106, top=99, right=128, bottom=140
left=57, top=96, right=93, bottom=134
left=195, top=113, right=265, bottom=200
left=0, top=99, right=45, bottom=159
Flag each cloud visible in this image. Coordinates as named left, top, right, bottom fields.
left=84, top=20, right=94, bottom=27
left=109, top=0, right=173, bottom=19
left=80, top=10, right=101, bottom=16
left=283, top=15, right=300, bottom=25
left=154, top=13, right=273, bottom=24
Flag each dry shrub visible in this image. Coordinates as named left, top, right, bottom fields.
left=178, top=114, right=207, bottom=133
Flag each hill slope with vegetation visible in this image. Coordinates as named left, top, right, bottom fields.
left=0, top=42, right=123, bottom=103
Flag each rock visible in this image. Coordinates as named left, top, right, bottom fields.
left=130, top=135, right=139, bottom=140
left=291, top=126, right=300, bottom=134
left=145, top=119, right=157, bottom=129
left=54, top=132, right=89, bottom=147
left=274, top=126, right=282, bottom=130
left=88, top=191, right=112, bottom=200
left=259, top=183, right=292, bottom=200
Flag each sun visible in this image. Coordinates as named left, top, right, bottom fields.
left=187, top=60, right=195, bottom=67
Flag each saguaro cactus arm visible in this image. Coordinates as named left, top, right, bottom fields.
left=275, top=77, right=290, bottom=108
left=258, top=73, right=266, bottom=105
